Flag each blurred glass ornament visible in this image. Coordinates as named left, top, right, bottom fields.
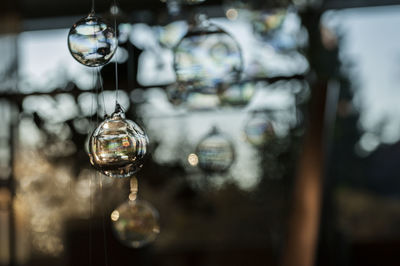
left=157, top=21, right=188, bottom=48
left=244, top=113, right=275, bottom=147
left=111, top=199, right=160, bottom=248
left=68, top=12, right=118, bottom=67
left=218, top=81, right=256, bottom=107
left=174, top=15, right=243, bottom=92
left=103, top=5, right=131, bottom=44
left=195, top=126, right=235, bottom=173
left=251, top=9, right=301, bottom=51
left=88, top=105, right=149, bottom=178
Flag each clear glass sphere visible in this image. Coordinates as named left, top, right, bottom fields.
left=111, top=200, right=160, bottom=248
left=88, top=109, right=149, bottom=178
left=174, top=20, right=242, bottom=92
left=244, top=113, right=275, bottom=147
left=196, top=127, right=235, bottom=173
left=68, top=13, right=118, bottom=67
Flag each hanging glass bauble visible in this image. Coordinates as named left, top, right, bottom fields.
left=88, top=106, right=149, bottom=178
left=174, top=15, right=243, bottom=92
left=68, top=12, right=118, bottom=67
left=195, top=126, right=235, bottom=173
left=111, top=199, right=160, bottom=248
left=244, top=113, right=275, bottom=147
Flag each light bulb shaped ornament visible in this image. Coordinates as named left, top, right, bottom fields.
left=174, top=14, right=243, bottom=93
left=68, top=12, right=118, bottom=67
left=89, top=105, right=149, bottom=178
left=196, top=126, right=235, bottom=173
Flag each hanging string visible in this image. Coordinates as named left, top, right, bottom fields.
left=91, top=0, right=95, bottom=14
left=88, top=67, right=98, bottom=266
left=113, top=0, right=119, bottom=108
left=96, top=67, right=107, bottom=117
left=99, top=175, right=110, bottom=266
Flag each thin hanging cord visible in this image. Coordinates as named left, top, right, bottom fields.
left=91, top=0, right=95, bottom=14
left=113, top=0, right=119, bottom=107
left=88, top=67, right=98, bottom=266
left=97, top=67, right=107, bottom=117
left=96, top=59, right=109, bottom=266
left=99, top=175, right=109, bottom=266
left=89, top=171, right=93, bottom=266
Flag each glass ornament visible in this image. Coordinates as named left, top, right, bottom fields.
left=88, top=106, right=149, bottom=178
left=195, top=126, right=235, bottom=173
left=157, top=21, right=188, bottom=48
left=244, top=113, right=275, bottom=147
left=251, top=9, right=300, bottom=51
left=111, top=199, right=160, bottom=248
left=174, top=15, right=243, bottom=92
left=68, top=12, right=118, bottom=67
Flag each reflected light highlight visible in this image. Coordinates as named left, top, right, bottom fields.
left=111, top=210, right=120, bottom=222
left=187, top=153, right=199, bottom=166
left=226, top=8, right=238, bottom=20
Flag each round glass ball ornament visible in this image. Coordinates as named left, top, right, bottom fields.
left=111, top=200, right=160, bottom=248
left=68, top=12, right=118, bottom=67
left=88, top=107, right=149, bottom=178
left=173, top=16, right=243, bottom=92
left=195, top=126, right=235, bottom=173
left=244, top=113, right=275, bottom=147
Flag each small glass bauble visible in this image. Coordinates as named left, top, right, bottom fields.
left=68, top=13, right=118, bottom=67
left=244, top=113, right=275, bottom=147
left=88, top=107, right=149, bottom=178
left=111, top=200, right=160, bottom=248
left=174, top=16, right=243, bottom=92
left=196, top=126, right=235, bottom=173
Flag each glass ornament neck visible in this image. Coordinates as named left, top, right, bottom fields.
left=88, top=10, right=96, bottom=18
left=109, top=103, right=125, bottom=119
